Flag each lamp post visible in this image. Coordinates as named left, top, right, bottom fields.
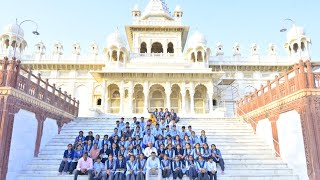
left=13, top=18, right=40, bottom=58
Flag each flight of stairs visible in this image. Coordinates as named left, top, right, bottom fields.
left=16, top=117, right=298, bottom=180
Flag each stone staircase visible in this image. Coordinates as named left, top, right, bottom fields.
left=16, top=117, right=298, bottom=180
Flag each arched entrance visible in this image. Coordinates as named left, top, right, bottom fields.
left=134, top=84, right=144, bottom=113
left=149, top=84, right=165, bottom=110
left=108, top=84, right=120, bottom=113
left=170, top=84, right=181, bottom=113
left=194, top=84, right=207, bottom=114
left=151, top=42, right=163, bottom=53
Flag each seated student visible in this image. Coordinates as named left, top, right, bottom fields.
left=163, top=126, right=171, bottom=138
left=186, top=126, right=193, bottom=137
left=159, top=118, right=167, bottom=131
left=152, top=123, right=163, bottom=138
left=132, top=126, right=143, bottom=139
left=126, top=155, right=136, bottom=180
left=119, top=117, right=125, bottom=130
left=114, top=154, right=126, bottom=179
left=158, top=144, right=166, bottom=160
left=173, top=135, right=182, bottom=148
left=159, top=108, right=165, bottom=118
left=118, top=145, right=126, bottom=159
left=155, top=134, right=164, bottom=149
left=194, top=143, right=203, bottom=160
left=134, top=144, right=143, bottom=159
left=156, top=115, right=162, bottom=123
left=185, top=155, right=198, bottom=180
left=85, top=131, right=94, bottom=144
left=172, top=156, right=184, bottom=180
left=171, top=109, right=180, bottom=123
left=199, top=130, right=208, bottom=147
left=73, top=152, right=93, bottom=180
left=167, top=117, right=174, bottom=127
left=160, top=154, right=171, bottom=180
left=202, top=143, right=211, bottom=160
left=165, top=144, right=175, bottom=161
left=190, top=131, right=199, bottom=147
left=74, top=131, right=85, bottom=146
left=140, top=117, right=146, bottom=130
left=142, top=129, right=155, bottom=148
left=93, top=134, right=101, bottom=149
left=74, top=139, right=84, bottom=149
left=146, top=152, right=162, bottom=180
left=115, top=120, right=121, bottom=131
left=100, top=144, right=110, bottom=164
left=182, top=135, right=192, bottom=148
left=110, top=135, right=119, bottom=146
left=58, top=144, right=75, bottom=175
left=90, top=143, right=101, bottom=160
left=103, top=154, right=115, bottom=180
left=183, top=143, right=194, bottom=160
left=122, top=122, right=131, bottom=133
left=92, top=157, right=104, bottom=180
left=123, top=126, right=133, bottom=139
left=164, top=135, right=173, bottom=147
left=175, top=144, right=184, bottom=160
left=207, top=156, right=217, bottom=180
left=196, top=155, right=209, bottom=180
left=179, top=126, right=187, bottom=139
left=110, top=143, right=119, bottom=160
left=71, top=144, right=84, bottom=173
left=153, top=108, right=159, bottom=118
left=170, top=126, right=180, bottom=140
left=130, top=117, right=138, bottom=130
left=125, top=136, right=133, bottom=149
left=125, top=144, right=135, bottom=161
left=119, top=136, right=126, bottom=147
left=164, top=108, right=171, bottom=120
left=133, top=135, right=142, bottom=148
left=84, top=140, right=93, bottom=157
left=110, top=128, right=121, bottom=139
left=144, top=142, right=158, bottom=158
left=135, top=153, right=147, bottom=180
left=211, top=144, right=225, bottom=174
left=100, top=135, right=110, bottom=149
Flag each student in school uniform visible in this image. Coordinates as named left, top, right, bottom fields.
left=133, top=135, right=142, bottom=148
left=85, top=131, right=95, bottom=145
left=92, top=157, right=104, bottom=180
left=83, top=140, right=93, bottom=157
left=186, top=126, right=193, bottom=137
left=164, top=135, right=173, bottom=147
left=201, top=143, right=211, bottom=161
left=199, top=130, right=208, bottom=147
left=165, top=144, right=175, bottom=161
left=194, top=143, right=203, bottom=160
left=58, top=144, right=75, bottom=175
left=114, top=155, right=126, bottom=180
left=134, top=144, right=144, bottom=159
left=185, top=155, right=198, bottom=180
left=160, top=154, right=171, bottom=180
left=196, top=155, right=209, bottom=180
left=183, top=143, right=194, bottom=160
left=110, top=135, right=119, bottom=147
left=126, top=155, right=136, bottom=180
left=125, top=137, right=134, bottom=149
left=118, top=145, right=126, bottom=159
left=155, top=134, right=164, bottom=149
left=135, top=153, right=147, bottom=180
left=170, top=125, right=180, bottom=138
left=146, top=152, right=162, bottom=180
left=142, top=129, right=155, bottom=148
left=93, top=134, right=101, bottom=149
left=123, top=126, right=133, bottom=139
left=158, top=144, right=166, bottom=161
left=132, top=126, right=143, bottom=139
left=172, top=156, right=184, bottom=180
left=211, top=144, right=225, bottom=174
left=173, top=135, right=182, bottom=148
left=207, top=156, right=217, bottom=180
left=125, top=144, right=135, bottom=161
left=74, top=131, right=85, bottom=146
left=100, top=135, right=111, bottom=149
left=182, top=135, right=192, bottom=148
left=152, top=123, right=163, bottom=139
left=110, top=143, right=119, bottom=160
left=103, top=155, right=115, bottom=180
left=71, top=144, right=84, bottom=174
left=175, top=144, right=184, bottom=161
left=100, top=144, right=110, bottom=164
left=159, top=118, right=167, bottom=131
left=179, top=126, right=187, bottom=139
left=119, top=136, right=126, bottom=147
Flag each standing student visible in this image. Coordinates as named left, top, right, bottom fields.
left=161, top=154, right=171, bottom=180
left=135, top=153, right=147, bottom=180
left=114, top=155, right=126, bottom=180
left=126, top=155, right=136, bottom=180
left=146, top=152, right=162, bottom=180
left=59, top=144, right=75, bottom=175
left=103, top=155, right=115, bottom=180
left=207, top=156, right=217, bottom=180
left=172, top=156, right=183, bottom=180
left=196, top=155, right=209, bottom=180
left=211, top=144, right=225, bottom=174
left=185, top=155, right=197, bottom=180
left=92, top=157, right=104, bottom=180
left=73, top=152, right=93, bottom=180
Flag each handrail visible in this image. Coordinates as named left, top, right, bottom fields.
left=236, top=106, right=281, bottom=157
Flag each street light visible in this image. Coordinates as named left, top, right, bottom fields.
left=13, top=18, right=40, bottom=58
left=280, top=18, right=295, bottom=33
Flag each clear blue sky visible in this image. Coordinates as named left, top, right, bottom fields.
left=1, top=0, right=319, bottom=58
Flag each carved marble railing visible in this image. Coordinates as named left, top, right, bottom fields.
left=237, top=60, right=315, bottom=114
left=0, top=57, right=79, bottom=116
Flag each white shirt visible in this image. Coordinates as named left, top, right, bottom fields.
left=146, top=157, right=161, bottom=169
left=207, top=161, right=217, bottom=172
left=144, top=147, right=158, bottom=157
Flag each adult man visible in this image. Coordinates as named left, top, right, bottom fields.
left=59, top=144, right=75, bottom=175
left=144, top=142, right=158, bottom=158
left=90, top=143, right=101, bottom=160
left=73, top=152, right=93, bottom=180
left=142, top=129, right=155, bottom=148
left=146, top=152, right=162, bottom=180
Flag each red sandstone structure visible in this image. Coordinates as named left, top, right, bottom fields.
left=237, top=60, right=320, bottom=180
left=0, top=57, right=79, bottom=180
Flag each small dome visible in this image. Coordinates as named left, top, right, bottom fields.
left=174, top=5, right=182, bottom=12
left=4, top=23, right=24, bottom=37
left=106, top=29, right=126, bottom=48
left=132, top=4, right=140, bottom=11
left=188, top=31, right=207, bottom=47
left=286, top=25, right=305, bottom=41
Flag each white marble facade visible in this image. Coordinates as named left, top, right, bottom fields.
left=0, top=0, right=312, bottom=117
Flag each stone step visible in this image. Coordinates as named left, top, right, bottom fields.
left=58, top=132, right=256, bottom=136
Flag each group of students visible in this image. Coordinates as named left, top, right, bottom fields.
left=58, top=112, right=225, bottom=180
